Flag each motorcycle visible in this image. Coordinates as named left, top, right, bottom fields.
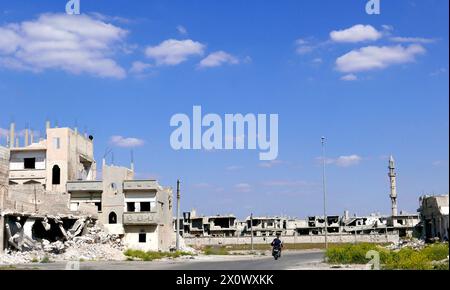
left=272, top=247, right=281, bottom=260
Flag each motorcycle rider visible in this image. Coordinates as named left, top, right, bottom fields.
left=271, top=233, right=283, bottom=257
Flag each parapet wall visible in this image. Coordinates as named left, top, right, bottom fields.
left=184, top=233, right=400, bottom=247
left=3, top=185, right=70, bottom=215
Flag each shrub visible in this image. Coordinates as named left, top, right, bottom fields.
left=124, top=249, right=191, bottom=261
left=40, top=256, right=51, bottom=263
left=326, top=242, right=449, bottom=270
left=326, top=243, right=383, bottom=264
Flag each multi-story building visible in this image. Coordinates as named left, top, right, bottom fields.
left=0, top=122, right=174, bottom=252
left=7, top=122, right=96, bottom=192
left=178, top=210, right=238, bottom=238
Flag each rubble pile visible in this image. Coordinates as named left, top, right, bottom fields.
left=384, top=238, right=426, bottom=251
left=171, top=235, right=198, bottom=254
left=0, top=224, right=126, bottom=265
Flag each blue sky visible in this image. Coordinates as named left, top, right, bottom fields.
left=0, top=0, right=448, bottom=218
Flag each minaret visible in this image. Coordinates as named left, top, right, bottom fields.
left=388, top=155, right=398, bottom=216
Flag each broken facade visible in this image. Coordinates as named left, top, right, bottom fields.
left=177, top=210, right=420, bottom=239
left=178, top=210, right=238, bottom=238
left=418, top=194, right=449, bottom=241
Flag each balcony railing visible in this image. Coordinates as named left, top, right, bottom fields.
left=9, top=169, right=46, bottom=180
left=67, top=181, right=103, bottom=192
left=123, top=211, right=161, bottom=225
left=123, top=180, right=159, bottom=191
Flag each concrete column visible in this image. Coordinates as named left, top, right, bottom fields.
left=23, top=218, right=35, bottom=239
left=24, top=129, right=29, bottom=147
left=0, top=215, right=4, bottom=251
left=9, top=123, right=15, bottom=148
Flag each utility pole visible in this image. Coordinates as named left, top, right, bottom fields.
left=321, top=137, right=328, bottom=249
left=250, top=213, right=254, bottom=252
left=176, top=179, right=181, bottom=251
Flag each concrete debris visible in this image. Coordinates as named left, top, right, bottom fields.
left=384, top=238, right=426, bottom=251
left=170, top=235, right=198, bottom=254
left=0, top=223, right=125, bottom=265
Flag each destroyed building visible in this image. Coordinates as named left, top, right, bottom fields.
left=177, top=210, right=419, bottom=240
left=176, top=156, right=421, bottom=241
left=243, top=216, right=285, bottom=237
left=177, top=210, right=238, bottom=238
left=1, top=122, right=174, bottom=254
left=418, top=194, right=449, bottom=241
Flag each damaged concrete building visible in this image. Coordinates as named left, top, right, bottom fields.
left=1, top=122, right=174, bottom=253
left=178, top=210, right=238, bottom=238
left=178, top=210, right=419, bottom=241
left=177, top=156, right=420, bottom=245
left=418, top=194, right=449, bottom=241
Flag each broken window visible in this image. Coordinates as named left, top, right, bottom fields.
left=24, top=158, right=36, bottom=169
left=213, top=218, right=231, bottom=229
left=139, top=232, right=146, bottom=243
left=140, top=202, right=151, bottom=212
left=109, top=212, right=117, bottom=224
left=52, top=165, right=60, bottom=185
left=192, top=219, right=203, bottom=229
left=127, top=202, right=135, bottom=212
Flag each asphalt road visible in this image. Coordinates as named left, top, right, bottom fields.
left=13, top=250, right=325, bottom=270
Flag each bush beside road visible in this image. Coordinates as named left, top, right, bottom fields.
left=325, top=242, right=449, bottom=270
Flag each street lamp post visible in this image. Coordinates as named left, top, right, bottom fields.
left=176, top=180, right=181, bottom=251
left=321, top=137, right=328, bottom=249
left=250, top=213, right=254, bottom=252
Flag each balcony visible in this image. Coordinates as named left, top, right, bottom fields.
left=9, top=169, right=46, bottom=180
left=123, top=180, right=159, bottom=191
left=67, top=181, right=103, bottom=192
left=123, top=212, right=161, bottom=225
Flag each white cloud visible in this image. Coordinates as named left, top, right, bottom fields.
left=110, top=135, right=145, bottom=148
left=145, top=39, right=205, bottom=66
left=129, top=61, right=153, bottom=74
left=259, top=160, right=284, bottom=168
left=341, top=74, right=358, bottom=81
left=317, top=155, right=362, bottom=167
left=295, top=39, right=314, bottom=55
left=336, top=44, right=426, bottom=73
left=430, top=68, right=447, bottom=77
left=234, top=183, right=252, bottom=193
left=0, top=13, right=128, bottom=78
left=390, top=37, right=436, bottom=44
left=382, top=25, right=394, bottom=32
left=335, top=155, right=362, bottom=167
left=89, top=12, right=132, bottom=24
left=312, top=58, right=323, bottom=64
left=193, top=182, right=212, bottom=189
left=330, top=24, right=382, bottom=43
left=262, top=180, right=309, bottom=187
left=176, top=25, right=188, bottom=35
left=226, top=165, right=243, bottom=171
left=199, top=51, right=239, bottom=68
